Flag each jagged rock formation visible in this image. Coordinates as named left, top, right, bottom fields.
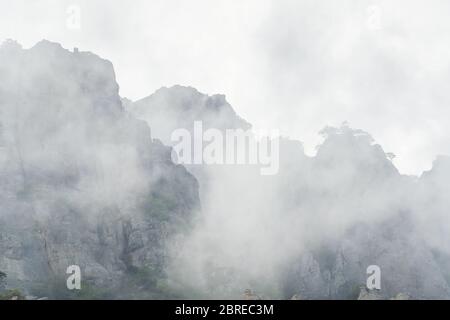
left=127, top=85, right=254, bottom=209
left=131, top=85, right=250, bottom=146
left=1, top=39, right=450, bottom=300
left=278, top=127, right=450, bottom=299
left=0, top=40, right=200, bottom=298
left=128, top=86, right=450, bottom=300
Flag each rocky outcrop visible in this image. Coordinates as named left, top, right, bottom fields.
left=131, top=85, right=251, bottom=146
left=279, top=128, right=450, bottom=300
left=2, top=39, right=450, bottom=300
left=357, top=287, right=383, bottom=300
left=283, top=213, right=450, bottom=299
left=390, top=293, right=410, bottom=300
left=0, top=40, right=200, bottom=298
left=128, top=84, right=450, bottom=300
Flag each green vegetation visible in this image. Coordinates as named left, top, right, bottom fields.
left=117, top=266, right=187, bottom=299
left=141, top=187, right=179, bottom=222
left=346, top=283, right=363, bottom=300
left=0, top=289, right=25, bottom=300
left=30, top=277, right=113, bottom=300
left=0, top=271, right=26, bottom=300
left=0, top=271, right=7, bottom=292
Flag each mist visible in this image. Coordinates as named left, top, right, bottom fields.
left=1, top=1, right=450, bottom=300
left=130, top=86, right=450, bottom=299
left=3, top=0, right=450, bottom=175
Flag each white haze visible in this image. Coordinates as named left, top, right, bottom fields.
left=1, top=0, right=450, bottom=175
left=129, top=86, right=450, bottom=299
left=1, top=1, right=450, bottom=300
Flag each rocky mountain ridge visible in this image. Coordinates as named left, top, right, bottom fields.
left=128, top=86, right=450, bottom=300
left=1, top=39, right=450, bottom=299
left=0, top=40, right=199, bottom=299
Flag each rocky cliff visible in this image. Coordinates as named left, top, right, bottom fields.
left=1, top=39, right=450, bottom=300
left=0, top=40, right=200, bottom=299
left=128, top=86, right=450, bottom=300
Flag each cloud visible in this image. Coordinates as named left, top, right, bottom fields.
left=2, top=0, right=450, bottom=174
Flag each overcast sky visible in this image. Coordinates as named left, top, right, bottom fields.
left=1, top=0, right=450, bottom=175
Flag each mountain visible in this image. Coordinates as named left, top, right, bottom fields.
left=0, top=40, right=200, bottom=299
left=1, top=39, right=450, bottom=300
left=130, top=85, right=251, bottom=146
left=127, top=85, right=254, bottom=205
left=128, top=86, right=450, bottom=299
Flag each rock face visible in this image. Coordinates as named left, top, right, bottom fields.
left=277, top=127, right=450, bottom=300
left=390, top=293, right=410, bottom=300
left=131, top=85, right=251, bottom=146
left=283, top=215, right=450, bottom=299
left=2, top=39, right=450, bottom=300
left=127, top=85, right=254, bottom=210
left=128, top=86, right=450, bottom=300
left=357, top=287, right=383, bottom=300
left=0, top=40, right=200, bottom=298
left=278, top=128, right=450, bottom=300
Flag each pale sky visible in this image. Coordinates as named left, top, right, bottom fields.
left=1, top=0, right=450, bottom=175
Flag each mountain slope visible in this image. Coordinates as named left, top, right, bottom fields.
left=0, top=40, right=200, bottom=299
left=129, top=86, right=450, bottom=299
